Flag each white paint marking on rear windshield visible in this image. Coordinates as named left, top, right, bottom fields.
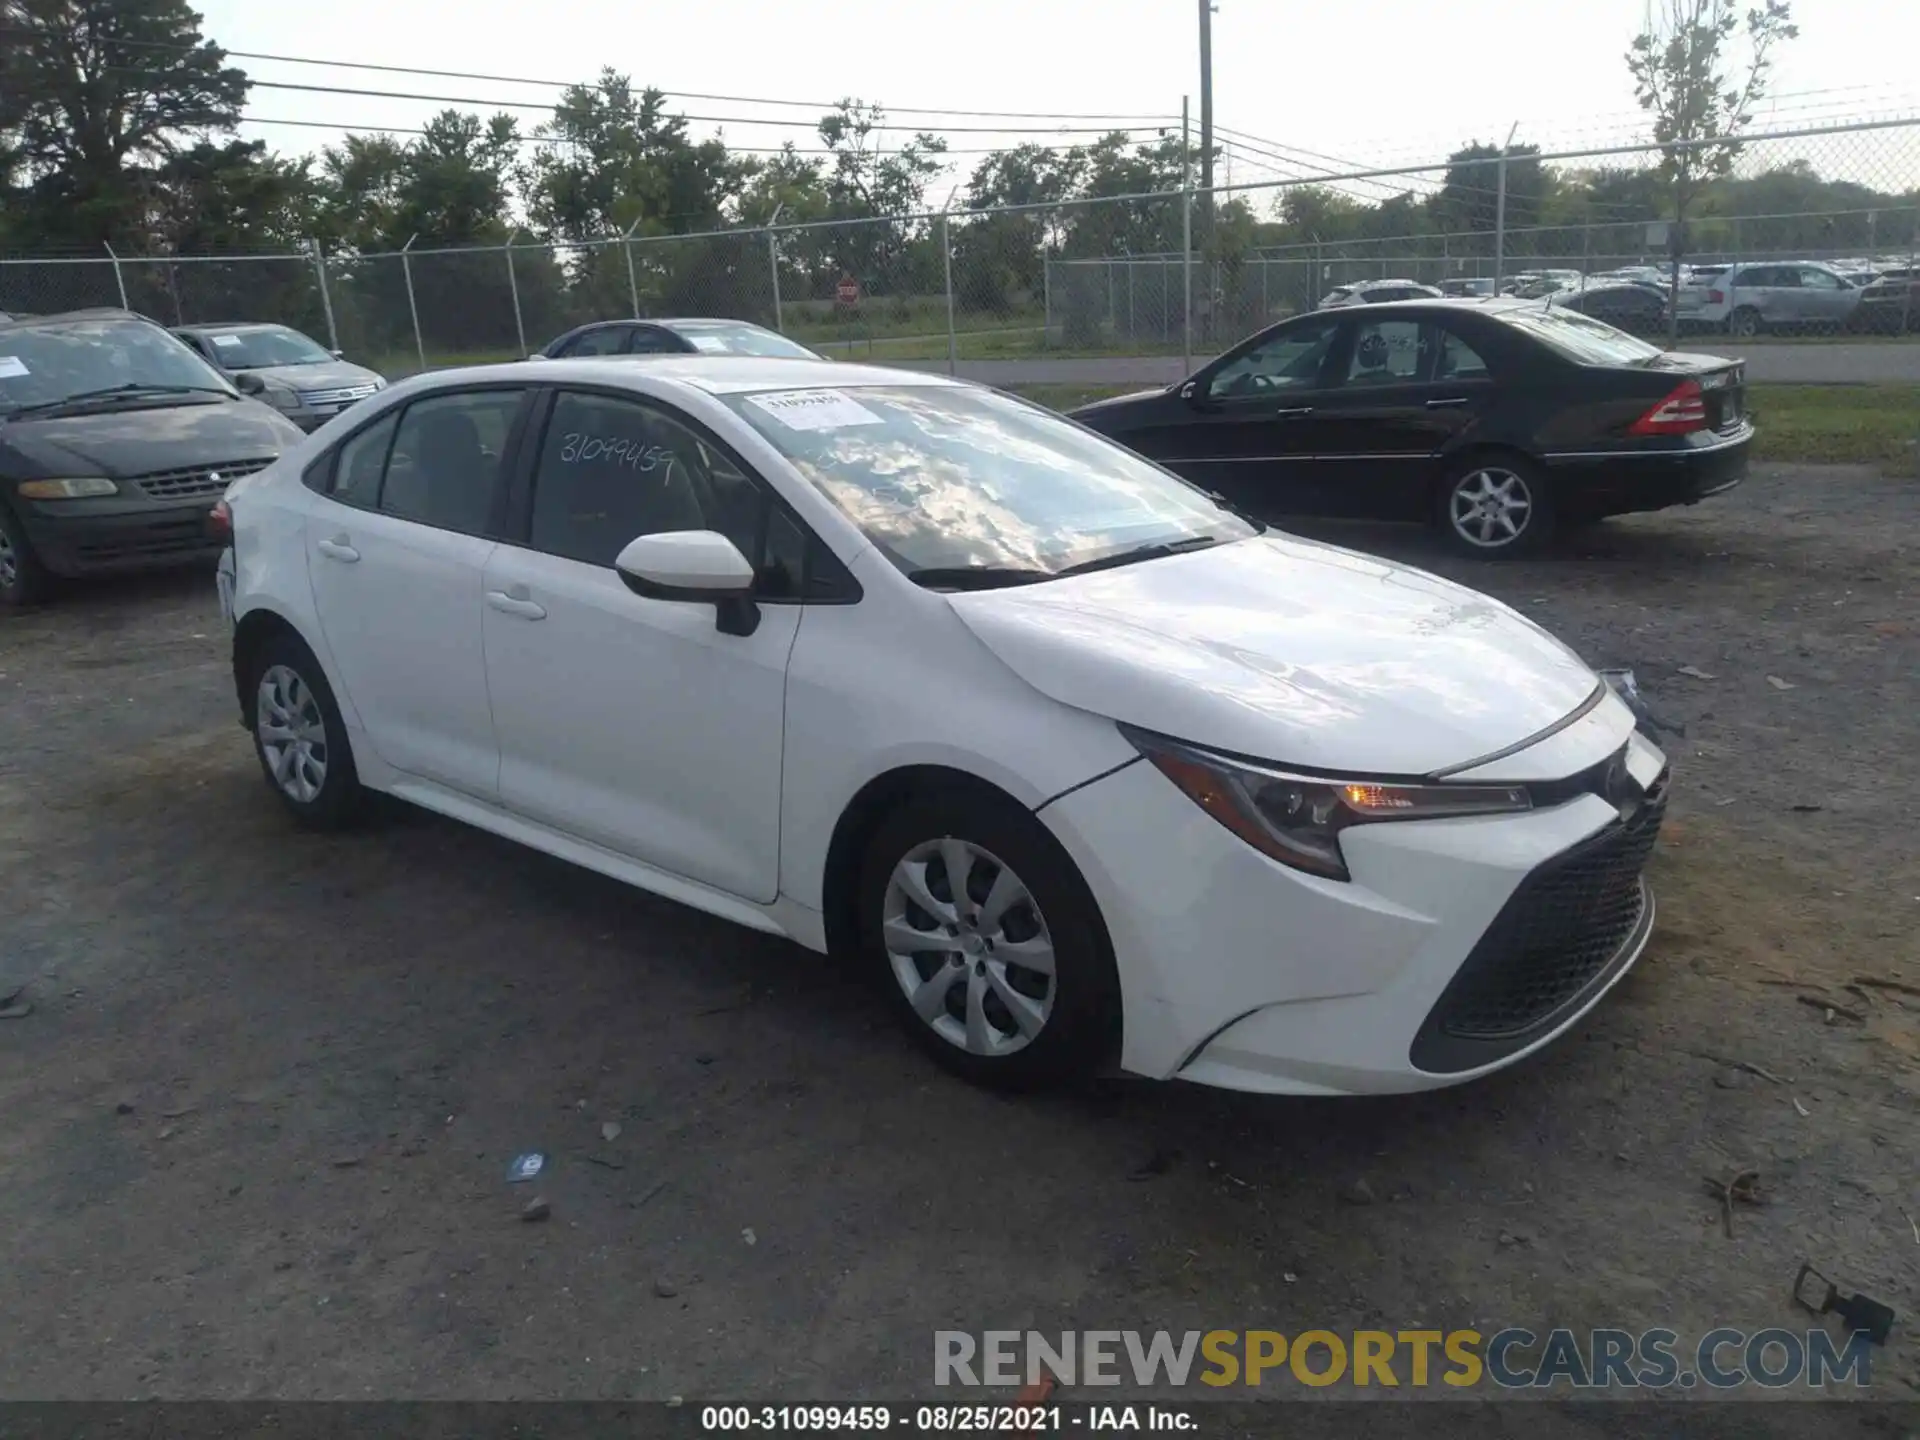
left=745, top=388, right=884, bottom=432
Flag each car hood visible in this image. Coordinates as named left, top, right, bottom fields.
left=946, top=533, right=1600, bottom=776
left=0, top=399, right=303, bottom=478
left=242, top=360, right=383, bottom=392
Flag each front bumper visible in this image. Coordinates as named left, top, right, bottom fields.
left=1039, top=700, right=1666, bottom=1095
left=1542, top=424, right=1751, bottom=519
left=14, top=494, right=225, bottom=577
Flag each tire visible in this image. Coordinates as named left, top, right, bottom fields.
left=1727, top=306, right=1761, bottom=339
left=1433, top=454, right=1555, bottom=559
left=856, top=787, right=1119, bottom=1090
left=0, top=504, right=51, bottom=608
left=244, top=631, right=366, bottom=829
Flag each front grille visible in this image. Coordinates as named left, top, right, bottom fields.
left=131, top=456, right=274, bottom=501
left=296, top=383, right=379, bottom=408
left=1411, top=771, right=1667, bottom=1071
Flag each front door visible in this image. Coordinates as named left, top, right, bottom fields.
left=1307, top=318, right=1495, bottom=520
left=1148, top=312, right=1346, bottom=515
left=481, top=388, right=799, bottom=902
left=303, top=386, right=530, bottom=798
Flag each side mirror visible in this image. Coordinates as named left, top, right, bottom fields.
left=329, top=348, right=345, bottom=359
left=614, top=530, right=760, bottom=636
left=527, top=351, right=548, bottom=361
left=234, top=372, right=267, bottom=395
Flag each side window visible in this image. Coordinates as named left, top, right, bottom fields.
left=380, top=389, right=523, bottom=536
left=1345, top=319, right=1426, bottom=385
left=627, top=327, right=684, bottom=355
left=1207, top=317, right=1341, bottom=399
left=1434, top=328, right=1490, bottom=381
left=560, top=326, right=631, bottom=357
left=1798, top=267, right=1841, bottom=291
left=529, top=392, right=718, bottom=566
left=330, top=411, right=399, bottom=508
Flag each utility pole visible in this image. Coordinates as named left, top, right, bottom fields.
left=1197, top=0, right=1215, bottom=341
left=1181, top=95, right=1193, bottom=374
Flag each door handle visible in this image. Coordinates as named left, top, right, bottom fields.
left=486, top=588, right=547, bottom=621
left=1425, top=396, right=1472, bottom=409
left=1273, top=406, right=1315, bottom=418
left=315, top=536, right=359, bottom=563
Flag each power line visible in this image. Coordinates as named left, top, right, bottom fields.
left=238, top=114, right=1028, bottom=157
left=95, top=68, right=1171, bottom=135
left=0, top=25, right=1176, bottom=123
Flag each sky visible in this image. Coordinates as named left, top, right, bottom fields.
left=202, top=0, right=1920, bottom=202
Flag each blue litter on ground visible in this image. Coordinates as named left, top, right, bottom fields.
left=508, top=1152, right=547, bottom=1184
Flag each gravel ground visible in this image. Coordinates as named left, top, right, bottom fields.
left=0, top=462, right=1915, bottom=1402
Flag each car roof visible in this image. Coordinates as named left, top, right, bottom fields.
left=1324, top=296, right=1539, bottom=316
left=415, top=356, right=961, bottom=396
left=174, top=321, right=286, bottom=334
left=0, top=306, right=150, bottom=330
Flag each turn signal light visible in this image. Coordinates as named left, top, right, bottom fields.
left=207, top=500, right=232, bottom=543
left=1628, top=379, right=1709, bottom=436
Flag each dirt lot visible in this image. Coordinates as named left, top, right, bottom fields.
left=1, top=461, right=1916, bottom=1402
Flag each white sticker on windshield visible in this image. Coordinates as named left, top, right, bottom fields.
left=686, top=334, right=727, bottom=353
left=211, top=333, right=244, bottom=349
left=746, top=388, right=883, bottom=432
left=0, top=355, right=28, bottom=378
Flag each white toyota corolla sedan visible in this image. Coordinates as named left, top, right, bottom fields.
left=215, top=357, right=1668, bottom=1095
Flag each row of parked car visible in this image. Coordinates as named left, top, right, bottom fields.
left=1320, top=257, right=1920, bottom=335
left=0, top=308, right=818, bottom=605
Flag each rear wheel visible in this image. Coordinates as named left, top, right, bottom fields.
left=1727, top=306, right=1761, bottom=339
left=245, top=632, right=366, bottom=828
left=1434, top=455, right=1554, bottom=559
left=857, top=788, right=1118, bottom=1090
left=0, top=505, right=50, bottom=608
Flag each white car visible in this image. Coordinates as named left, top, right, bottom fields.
left=215, top=358, right=1668, bottom=1096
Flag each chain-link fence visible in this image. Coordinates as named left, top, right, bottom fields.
left=4, top=115, right=1917, bottom=372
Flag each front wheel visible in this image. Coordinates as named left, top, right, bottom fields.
left=1434, top=456, right=1554, bottom=558
left=857, top=789, right=1119, bottom=1090
left=0, top=505, right=50, bottom=608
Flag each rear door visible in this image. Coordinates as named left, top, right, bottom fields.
left=1147, top=312, right=1347, bottom=512
left=1793, top=266, right=1854, bottom=332
left=303, top=386, right=530, bottom=798
left=1305, top=316, right=1497, bottom=520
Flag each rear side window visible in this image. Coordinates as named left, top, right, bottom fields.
left=331, top=412, right=398, bottom=507
left=378, top=390, right=524, bottom=536
left=628, top=328, right=685, bottom=355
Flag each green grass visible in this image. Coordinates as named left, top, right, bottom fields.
left=1747, top=384, right=1919, bottom=469
left=1005, top=382, right=1919, bottom=472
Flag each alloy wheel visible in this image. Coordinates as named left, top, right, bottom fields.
left=257, top=663, right=329, bottom=804
left=0, top=528, right=16, bottom=595
left=882, top=837, right=1056, bottom=1058
left=1449, top=467, right=1534, bottom=549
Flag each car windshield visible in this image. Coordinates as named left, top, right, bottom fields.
left=721, top=384, right=1256, bottom=581
left=194, top=325, right=332, bottom=368
left=1498, top=307, right=1663, bottom=366
left=0, top=317, right=232, bottom=413
left=671, top=323, right=818, bottom=359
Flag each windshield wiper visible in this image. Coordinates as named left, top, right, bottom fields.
left=1053, top=533, right=1228, bottom=578
left=906, top=564, right=1051, bottom=592
left=5, top=382, right=232, bottom=418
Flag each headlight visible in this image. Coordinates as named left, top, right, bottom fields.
left=17, top=477, right=119, bottom=499
left=262, top=386, right=301, bottom=412
left=1124, top=727, right=1532, bottom=881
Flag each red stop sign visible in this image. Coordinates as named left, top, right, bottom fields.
left=836, top=277, right=860, bottom=304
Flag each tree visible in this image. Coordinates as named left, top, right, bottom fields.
left=0, top=0, right=248, bottom=248
left=814, top=100, right=947, bottom=296
left=953, top=144, right=1082, bottom=311
left=1626, top=0, right=1798, bottom=339
left=1433, top=142, right=1548, bottom=253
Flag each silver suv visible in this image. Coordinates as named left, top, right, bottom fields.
left=1675, top=262, right=1863, bottom=337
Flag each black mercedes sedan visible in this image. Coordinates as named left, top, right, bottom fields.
left=1069, top=298, right=1751, bottom=557
left=532, top=317, right=823, bottom=361
left=0, top=309, right=305, bottom=605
